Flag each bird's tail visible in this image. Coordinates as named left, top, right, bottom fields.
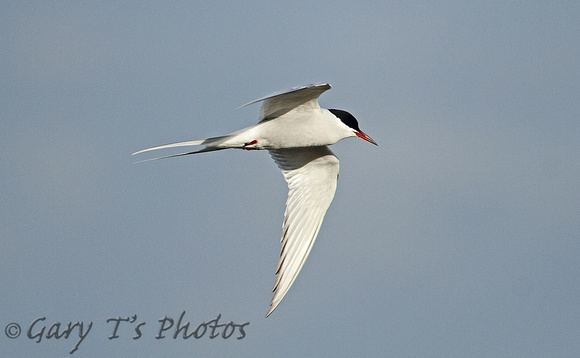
left=132, top=135, right=231, bottom=162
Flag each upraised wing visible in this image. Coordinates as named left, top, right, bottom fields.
left=266, top=146, right=339, bottom=317
left=239, top=83, right=332, bottom=122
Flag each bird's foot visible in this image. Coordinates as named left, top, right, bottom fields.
left=243, top=140, right=258, bottom=150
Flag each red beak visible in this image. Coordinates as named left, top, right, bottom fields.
left=355, top=131, right=378, bottom=145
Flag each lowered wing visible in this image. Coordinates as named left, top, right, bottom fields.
left=266, top=146, right=339, bottom=317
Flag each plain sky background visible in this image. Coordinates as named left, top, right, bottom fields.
left=2, top=1, right=579, bottom=357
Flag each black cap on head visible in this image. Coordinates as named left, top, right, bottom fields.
left=328, top=109, right=361, bottom=132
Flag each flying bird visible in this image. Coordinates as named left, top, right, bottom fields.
left=133, top=83, right=377, bottom=317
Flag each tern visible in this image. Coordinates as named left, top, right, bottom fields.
left=133, top=83, right=377, bottom=317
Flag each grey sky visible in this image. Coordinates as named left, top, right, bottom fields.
left=2, top=1, right=579, bottom=357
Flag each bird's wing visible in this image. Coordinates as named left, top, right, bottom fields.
left=238, top=83, right=332, bottom=122
left=266, top=146, right=339, bottom=317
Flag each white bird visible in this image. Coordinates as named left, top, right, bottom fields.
left=133, top=83, right=377, bottom=317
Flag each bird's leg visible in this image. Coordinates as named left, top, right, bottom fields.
left=243, top=140, right=258, bottom=150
